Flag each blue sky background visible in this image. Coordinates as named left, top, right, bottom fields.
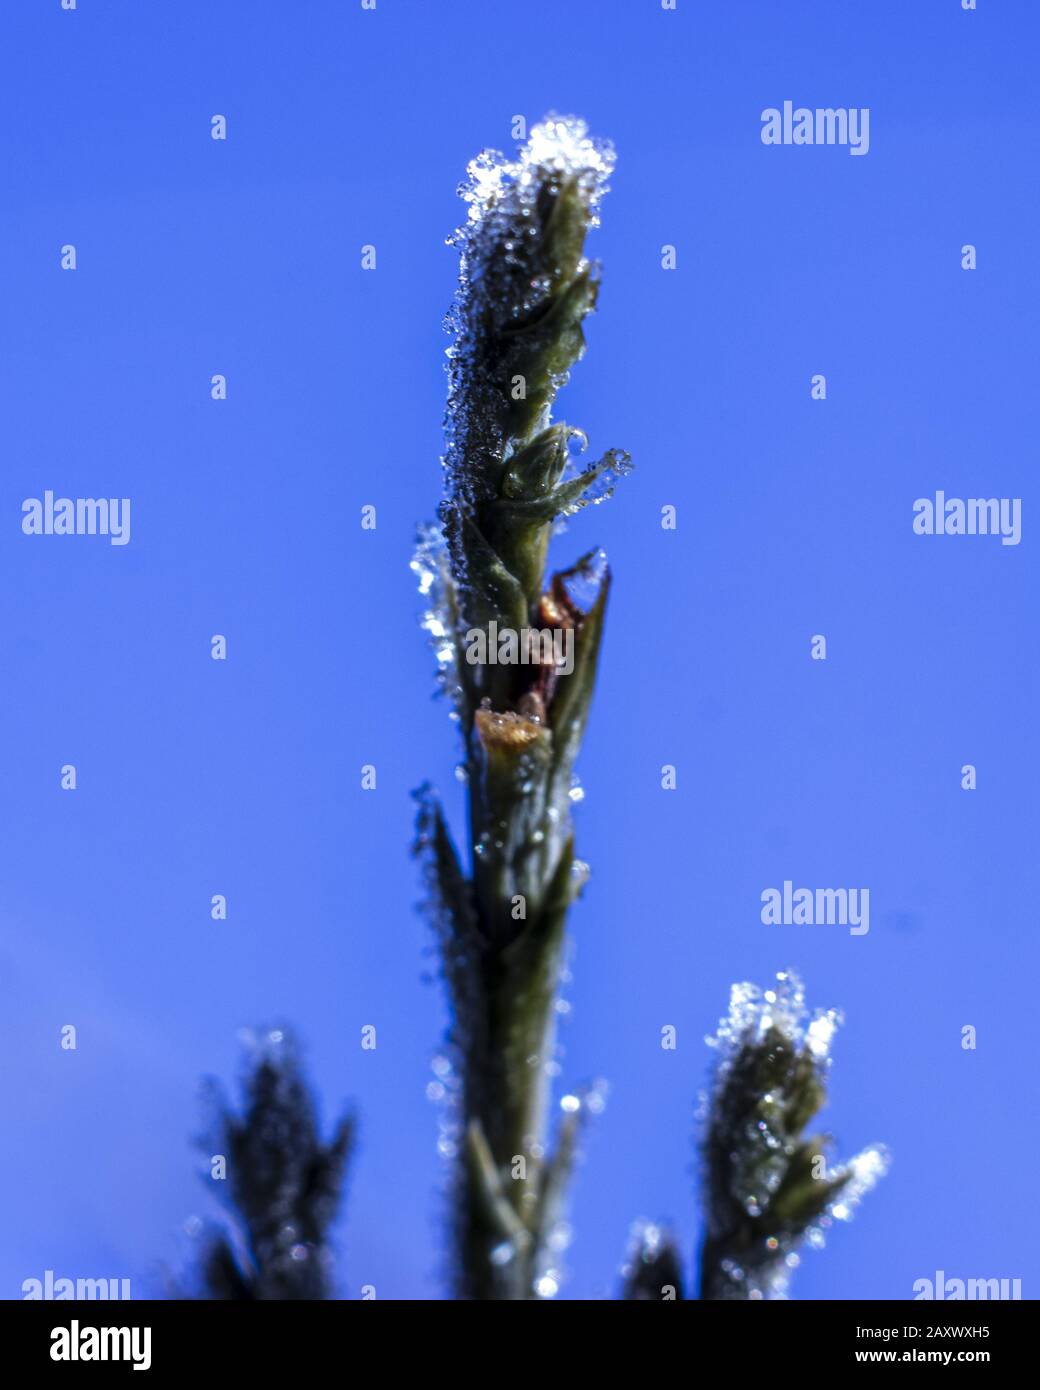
left=1, top=0, right=1036, bottom=1300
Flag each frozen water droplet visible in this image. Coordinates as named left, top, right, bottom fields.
left=547, top=1221, right=573, bottom=1253
left=570, top=858, right=590, bottom=892
left=558, top=548, right=609, bottom=614
left=565, top=427, right=588, bottom=459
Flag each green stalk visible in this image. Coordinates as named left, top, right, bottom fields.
left=415, top=116, right=627, bottom=1300
left=698, top=971, right=888, bottom=1300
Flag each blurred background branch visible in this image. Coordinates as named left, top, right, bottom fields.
left=198, top=1030, right=353, bottom=1301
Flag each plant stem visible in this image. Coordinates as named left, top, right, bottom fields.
left=199, top=1030, right=353, bottom=1300
left=698, top=971, right=888, bottom=1300
left=416, top=117, right=625, bottom=1299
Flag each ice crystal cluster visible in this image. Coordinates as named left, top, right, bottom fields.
left=699, top=971, right=888, bottom=1300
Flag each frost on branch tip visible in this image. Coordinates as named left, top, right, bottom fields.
left=699, top=971, right=888, bottom=1300
left=431, top=114, right=629, bottom=680
left=444, top=115, right=616, bottom=506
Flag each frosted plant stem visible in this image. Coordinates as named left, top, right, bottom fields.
left=698, top=972, right=888, bottom=1300
left=414, top=117, right=627, bottom=1300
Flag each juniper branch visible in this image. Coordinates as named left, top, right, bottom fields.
left=199, top=1030, right=353, bottom=1300
left=415, top=117, right=627, bottom=1300
left=698, top=972, right=888, bottom=1300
